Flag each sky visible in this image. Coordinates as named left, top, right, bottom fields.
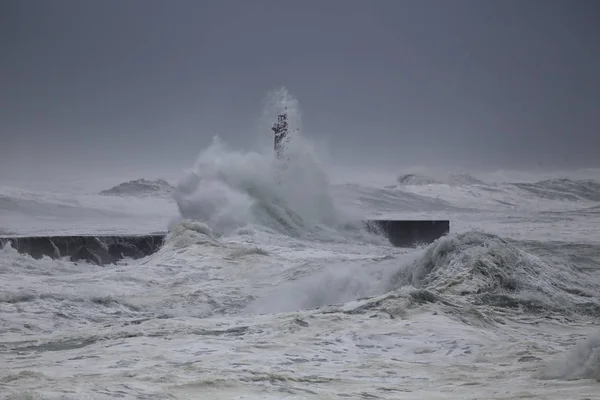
left=2, top=0, right=599, bottom=180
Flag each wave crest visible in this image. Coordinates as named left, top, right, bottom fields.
left=389, top=231, right=600, bottom=316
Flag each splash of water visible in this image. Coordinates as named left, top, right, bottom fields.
left=172, top=88, right=363, bottom=240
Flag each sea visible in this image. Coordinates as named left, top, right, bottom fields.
left=1, top=94, right=599, bottom=399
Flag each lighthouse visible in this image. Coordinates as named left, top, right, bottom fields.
left=271, top=112, right=289, bottom=159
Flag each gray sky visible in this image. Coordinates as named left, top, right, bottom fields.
left=2, top=0, right=599, bottom=177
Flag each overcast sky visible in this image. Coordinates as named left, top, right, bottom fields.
left=2, top=0, right=599, bottom=178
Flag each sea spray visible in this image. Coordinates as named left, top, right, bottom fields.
left=171, top=88, right=379, bottom=243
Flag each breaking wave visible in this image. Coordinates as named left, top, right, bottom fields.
left=172, top=88, right=379, bottom=243
left=389, top=231, right=600, bottom=316
left=173, top=136, right=337, bottom=237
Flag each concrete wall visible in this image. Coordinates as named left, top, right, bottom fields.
left=1, top=220, right=449, bottom=265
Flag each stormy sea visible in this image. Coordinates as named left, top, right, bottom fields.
left=1, top=93, right=599, bottom=399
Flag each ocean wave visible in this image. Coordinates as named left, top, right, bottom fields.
left=163, top=219, right=220, bottom=249
left=371, top=176, right=600, bottom=214
left=0, top=187, right=81, bottom=215
left=0, top=192, right=108, bottom=219
left=511, top=178, right=600, bottom=202
left=388, top=230, right=600, bottom=316
left=396, top=173, right=485, bottom=186
left=334, top=183, right=462, bottom=213
left=171, top=137, right=385, bottom=245
left=171, top=90, right=381, bottom=245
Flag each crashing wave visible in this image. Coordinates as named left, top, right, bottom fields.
left=171, top=88, right=382, bottom=244
left=172, top=89, right=335, bottom=239
left=388, top=231, right=600, bottom=316
left=163, top=219, right=218, bottom=249
left=99, top=179, right=174, bottom=197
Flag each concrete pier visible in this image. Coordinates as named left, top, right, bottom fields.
left=363, top=220, right=450, bottom=247
left=1, top=220, right=449, bottom=265
left=1, top=235, right=164, bottom=266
